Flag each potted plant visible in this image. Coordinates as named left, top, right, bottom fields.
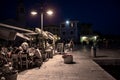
left=62, top=53, right=73, bottom=64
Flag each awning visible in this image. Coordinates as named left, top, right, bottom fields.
left=0, top=23, right=34, bottom=33
left=35, top=28, right=58, bottom=41
left=0, top=28, right=16, bottom=40
left=24, top=32, right=38, bottom=36
left=16, top=33, right=30, bottom=41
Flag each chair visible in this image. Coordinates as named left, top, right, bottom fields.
left=11, top=54, right=19, bottom=69
left=28, top=55, right=34, bottom=68
left=45, top=49, right=53, bottom=59
left=20, top=54, right=28, bottom=69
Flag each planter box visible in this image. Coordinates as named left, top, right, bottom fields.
left=64, top=55, right=73, bottom=64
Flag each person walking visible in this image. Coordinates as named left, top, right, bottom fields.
left=69, top=39, right=74, bottom=51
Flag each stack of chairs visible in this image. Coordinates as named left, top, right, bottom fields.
left=11, top=54, right=19, bottom=69
left=20, top=54, right=29, bottom=69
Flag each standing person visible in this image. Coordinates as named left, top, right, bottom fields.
left=69, top=39, right=74, bottom=51
left=91, top=44, right=97, bottom=57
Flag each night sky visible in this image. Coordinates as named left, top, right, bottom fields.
left=0, top=0, right=120, bottom=35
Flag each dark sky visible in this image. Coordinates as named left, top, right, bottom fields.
left=0, top=0, right=120, bottom=35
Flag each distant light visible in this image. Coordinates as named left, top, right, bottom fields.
left=82, top=36, right=87, bottom=40
left=94, top=36, right=97, bottom=40
left=31, top=11, right=38, bottom=15
left=80, top=36, right=88, bottom=43
left=46, top=10, right=53, bottom=15
left=66, top=20, right=70, bottom=24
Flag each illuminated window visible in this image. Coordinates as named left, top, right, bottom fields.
left=70, top=22, right=75, bottom=27
left=71, top=23, right=73, bottom=27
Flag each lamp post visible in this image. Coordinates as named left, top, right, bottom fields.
left=31, top=9, right=54, bottom=61
left=41, top=12, right=43, bottom=31
left=31, top=9, right=53, bottom=49
left=31, top=10, right=53, bottom=31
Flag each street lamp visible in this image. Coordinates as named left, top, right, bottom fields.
left=46, top=10, right=53, bottom=16
left=66, top=20, right=70, bottom=24
left=31, top=9, right=53, bottom=50
left=31, top=10, right=53, bottom=31
left=31, top=11, right=37, bottom=15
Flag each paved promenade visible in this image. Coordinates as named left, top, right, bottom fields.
left=17, top=48, right=116, bottom=80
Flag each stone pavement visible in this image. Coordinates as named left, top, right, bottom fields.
left=17, top=50, right=116, bottom=80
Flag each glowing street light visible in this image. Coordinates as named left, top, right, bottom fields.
left=31, top=10, right=53, bottom=16
left=31, top=10, right=53, bottom=30
left=31, top=9, right=54, bottom=49
left=46, top=10, right=53, bottom=15
left=66, top=20, right=70, bottom=24
left=31, top=11, right=38, bottom=15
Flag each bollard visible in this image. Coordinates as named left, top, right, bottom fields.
left=91, top=46, right=97, bottom=58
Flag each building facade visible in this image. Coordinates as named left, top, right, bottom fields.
left=60, top=20, right=79, bottom=44
left=44, top=25, right=60, bottom=37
